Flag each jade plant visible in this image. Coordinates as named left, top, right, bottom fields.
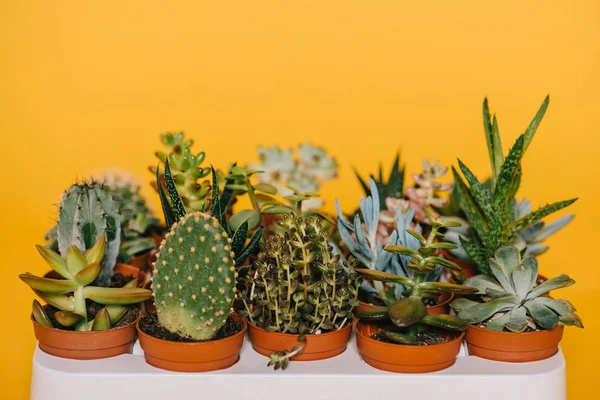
left=21, top=236, right=152, bottom=331
left=355, top=217, right=477, bottom=345
left=47, top=182, right=122, bottom=287
left=449, top=97, right=577, bottom=275
left=239, top=213, right=362, bottom=369
left=451, top=246, right=583, bottom=332
left=336, top=179, right=445, bottom=305
left=150, top=132, right=212, bottom=212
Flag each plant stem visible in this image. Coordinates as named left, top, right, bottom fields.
left=73, top=286, right=87, bottom=331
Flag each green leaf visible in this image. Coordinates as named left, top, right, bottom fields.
left=156, top=165, right=175, bottom=229
left=483, top=98, right=503, bottom=185
left=422, top=314, right=467, bottom=331
left=262, top=205, right=294, bottom=215
left=383, top=245, right=422, bottom=260
left=450, top=297, right=479, bottom=312
left=524, top=298, right=559, bottom=329
left=83, top=287, right=151, bottom=305
left=55, top=311, right=84, bottom=328
left=526, top=274, right=574, bottom=299
left=493, top=135, right=525, bottom=210
left=33, top=290, right=74, bottom=311
left=66, top=245, right=87, bottom=275
left=235, top=227, right=263, bottom=267
left=505, top=307, right=528, bottom=333
left=405, top=229, right=426, bottom=245
left=512, top=263, right=534, bottom=299
left=36, top=245, right=71, bottom=279
left=452, top=167, right=489, bottom=236
left=84, top=235, right=107, bottom=265
left=522, top=95, right=550, bottom=153
left=384, top=331, right=416, bottom=345
left=357, top=306, right=389, bottom=321
left=225, top=184, right=248, bottom=193
left=457, top=160, right=495, bottom=222
left=429, top=242, right=457, bottom=250
left=354, top=268, right=416, bottom=287
left=74, top=262, right=102, bottom=286
left=32, top=300, right=53, bottom=328
left=388, top=296, right=427, bottom=327
left=509, top=198, right=578, bottom=235
left=254, top=183, right=278, bottom=195
left=91, top=308, right=112, bottom=331
left=229, top=209, right=260, bottom=231
left=19, top=273, right=78, bottom=294
left=457, top=296, right=519, bottom=324
left=231, top=220, right=249, bottom=256
left=418, top=281, right=478, bottom=294
left=463, top=275, right=503, bottom=295
left=164, top=158, right=187, bottom=220
left=424, top=256, right=462, bottom=272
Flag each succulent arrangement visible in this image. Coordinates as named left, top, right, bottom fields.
left=21, top=236, right=152, bottom=331
left=239, top=213, right=361, bottom=367
left=355, top=215, right=477, bottom=344
left=451, top=246, right=583, bottom=332
left=354, top=152, right=405, bottom=210
left=450, top=97, right=577, bottom=275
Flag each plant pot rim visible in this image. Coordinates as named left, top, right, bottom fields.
left=137, top=313, right=247, bottom=347
left=247, top=319, right=353, bottom=338
left=30, top=308, right=140, bottom=335
left=467, top=323, right=563, bottom=337
left=354, top=318, right=465, bottom=349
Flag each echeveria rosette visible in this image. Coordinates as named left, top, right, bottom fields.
left=450, top=246, right=583, bottom=332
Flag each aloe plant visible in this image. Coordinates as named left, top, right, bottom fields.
left=356, top=215, right=477, bottom=345
left=451, top=96, right=577, bottom=275
left=20, top=236, right=152, bottom=331
left=354, top=152, right=405, bottom=211
left=451, top=246, right=582, bottom=332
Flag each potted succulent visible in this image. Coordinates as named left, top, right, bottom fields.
left=443, top=97, right=576, bottom=279
left=20, top=236, right=152, bottom=359
left=451, top=245, right=583, bottom=362
left=239, top=213, right=362, bottom=370
left=136, top=163, right=260, bottom=372
left=336, top=179, right=457, bottom=313
left=353, top=213, right=477, bottom=373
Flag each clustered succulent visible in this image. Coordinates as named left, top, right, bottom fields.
left=451, top=246, right=582, bottom=332
left=21, top=236, right=152, bottom=331
left=240, top=213, right=361, bottom=367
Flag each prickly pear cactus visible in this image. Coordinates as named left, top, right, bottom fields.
left=153, top=212, right=236, bottom=340
left=57, top=182, right=121, bottom=287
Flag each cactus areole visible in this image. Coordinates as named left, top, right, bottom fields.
left=153, top=212, right=236, bottom=341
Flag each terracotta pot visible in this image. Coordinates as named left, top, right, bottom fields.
left=354, top=319, right=465, bottom=373
left=137, top=313, right=247, bottom=372
left=248, top=321, right=352, bottom=361
left=440, top=249, right=478, bottom=279
left=32, top=309, right=140, bottom=360
left=356, top=291, right=454, bottom=315
left=465, top=324, right=564, bottom=362
left=113, top=263, right=140, bottom=278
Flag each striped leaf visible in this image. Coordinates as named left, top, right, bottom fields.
left=509, top=198, right=578, bottom=235
left=452, top=167, right=489, bottom=237
left=483, top=98, right=503, bottom=185
left=523, top=95, right=550, bottom=153
left=156, top=165, right=175, bottom=228
left=493, top=135, right=525, bottom=209
left=164, top=158, right=187, bottom=220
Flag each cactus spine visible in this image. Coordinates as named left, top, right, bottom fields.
left=153, top=211, right=235, bottom=340
left=57, top=182, right=121, bottom=286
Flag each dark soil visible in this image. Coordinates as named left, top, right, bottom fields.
left=138, top=313, right=244, bottom=342
left=44, top=304, right=139, bottom=330
left=372, top=327, right=450, bottom=346
left=478, top=315, right=539, bottom=333
left=110, top=273, right=134, bottom=288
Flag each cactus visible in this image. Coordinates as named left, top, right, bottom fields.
left=57, top=182, right=121, bottom=287
left=153, top=212, right=236, bottom=340
left=20, top=236, right=152, bottom=331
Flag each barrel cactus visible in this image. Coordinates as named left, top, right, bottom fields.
left=153, top=212, right=236, bottom=340
left=57, top=182, right=121, bottom=287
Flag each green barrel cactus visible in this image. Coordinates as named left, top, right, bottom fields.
left=57, top=182, right=121, bottom=287
left=153, top=211, right=236, bottom=340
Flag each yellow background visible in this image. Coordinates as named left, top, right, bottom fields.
left=1, top=1, right=597, bottom=398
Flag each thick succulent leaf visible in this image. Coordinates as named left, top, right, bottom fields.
left=418, top=281, right=478, bottom=294
left=35, top=245, right=71, bottom=279
left=388, top=296, right=427, bottom=327
left=83, top=287, right=151, bottom=305
left=355, top=268, right=416, bottom=287
left=422, top=314, right=467, bottom=331
left=55, top=311, right=84, bottom=327
left=493, top=135, right=525, bottom=210
left=33, top=290, right=74, bottom=311
left=20, top=274, right=78, bottom=294
left=524, top=298, right=559, bottom=329
left=424, top=256, right=461, bottom=272
left=66, top=245, right=87, bottom=275
left=84, top=235, right=106, bottom=265
left=105, top=305, right=128, bottom=324
left=385, top=331, right=417, bottom=345
left=493, top=246, right=521, bottom=278
left=534, top=215, right=574, bottom=242
left=254, top=183, right=278, bottom=195
left=485, top=312, right=511, bottom=331
left=464, top=275, right=504, bottom=295
left=522, top=95, right=550, bottom=152
left=505, top=307, right=528, bottom=333
left=156, top=165, right=175, bottom=228
left=32, top=300, right=53, bottom=328
left=457, top=296, right=519, bottom=323
left=511, top=263, right=534, bottom=300
left=74, top=262, right=102, bottom=286
left=164, top=158, right=187, bottom=220
left=235, top=226, right=263, bottom=267
left=91, top=308, right=112, bottom=331
left=559, top=315, right=584, bottom=328
left=357, top=306, right=389, bottom=321
left=535, top=297, right=576, bottom=316
left=489, top=259, right=516, bottom=295
left=526, top=274, right=574, bottom=300
left=521, top=257, right=539, bottom=289
left=509, top=199, right=578, bottom=236
left=450, top=297, right=479, bottom=312
left=384, top=245, right=421, bottom=260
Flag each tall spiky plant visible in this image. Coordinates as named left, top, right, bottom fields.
left=354, top=152, right=405, bottom=211
left=452, top=96, right=577, bottom=275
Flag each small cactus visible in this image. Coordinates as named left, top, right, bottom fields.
left=57, top=182, right=121, bottom=287
left=153, top=212, right=236, bottom=340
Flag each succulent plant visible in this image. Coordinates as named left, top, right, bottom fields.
left=239, top=213, right=362, bottom=368
left=354, top=152, right=405, bottom=211
left=150, top=132, right=212, bottom=212
left=451, top=246, right=583, bottom=332
left=54, top=182, right=122, bottom=287
left=248, top=144, right=338, bottom=210
left=355, top=216, right=477, bottom=345
left=403, top=160, right=452, bottom=223
left=20, top=236, right=152, bottom=331
left=152, top=212, right=236, bottom=340
left=336, top=179, right=443, bottom=305
left=451, top=96, right=577, bottom=275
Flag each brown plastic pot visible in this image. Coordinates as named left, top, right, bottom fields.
left=32, top=309, right=140, bottom=359
left=248, top=321, right=352, bottom=361
left=355, top=319, right=464, bottom=372
left=356, top=291, right=454, bottom=315
left=465, top=324, right=564, bottom=362
left=137, top=313, right=247, bottom=372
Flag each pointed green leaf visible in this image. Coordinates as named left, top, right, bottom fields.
left=156, top=165, right=176, bottom=229
left=524, top=298, right=559, bottom=329
left=418, top=281, right=478, bottom=294
left=384, top=331, right=416, bottom=345
left=505, top=307, right=528, bottom=333
left=55, top=311, right=84, bottom=327
left=452, top=167, right=489, bottom=236
left=229, top=209, right=260, bottom=232
left=354, top=268, right=416, bottom=287
left=424, top=256, right=462, bottom=272
left=463, top=275, right=503, bottom=295
left=66, top=245, right=87, bottom=275
left=450, top=297, right=479, bottom=312
left=422, top=314, right=467, bottom=331
left=483, top=98, right=503, bottom=185
left=235, top=226, right=263, bottom=267
left=74, top=262, right=102, bottom=286
left=509, top=199, right=578, bottom=235
left=527, top=274, right=574, bottom=299
left=91, top=308, right=112, bottom=331
left=231, top=220, right=248, bottom=256
left=20, top=273, right=78, bottom=294
left=493, top=135, right=525, bottom=209
left=522, top=95, right=550, bottom=153
left=357, top=306, right=389, bottom=321
left=457, top=296, right=519, bottom=323
left=405, top=229, right=426, bottom=245
left=262, top=205, right=294, bottom=215
left=35, top=245, right=71, bottom=279
left=32, top=300, right=53, bottom=328
left=84, top=235, right=106, bottom=265
left=383, top=245, right=422, bottom=260
left=254, top=183, right=278, bottom=195
left=512, top=264, right=533, bottom=299
left=164, top=158, right=187, bottom=220
left=104, top=305, right=128, bottom=324
left=388, top=296, right=427, bottom=327
left=33, top=290, right=74, bottom=311
left=83, top=287, right=151, bottom=305
left=457, top=160, right=495, bottom=221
